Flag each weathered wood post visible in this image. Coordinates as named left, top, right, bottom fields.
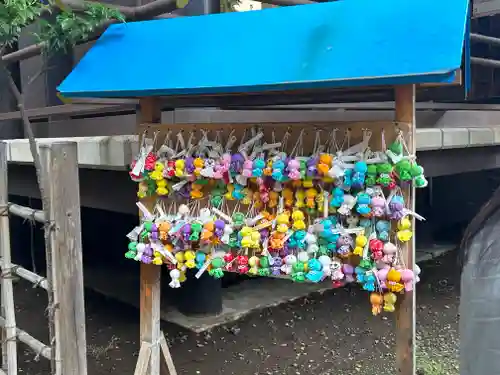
left=39, top=142, right=87, bottom=375
left=0, top=141, right=18, bottom=375
left=395, top=85, right=417, bottom=375
left=134, top=99, right=178, bottom=375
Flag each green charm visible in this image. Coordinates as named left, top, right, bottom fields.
left=189, top=222, right=203, bottom=241
left=143, top=221, right=153, bottom=232
left=388, top=141, right=403, bottom=155
left=365, top=164, right=378, bottom=186
left=232, top=212, right=245, bottom=227
left=395, top=160, right=412, bottom=181
left=209, top=258, right=226, bottom=279
left=124, top=250, right=136, bottom=259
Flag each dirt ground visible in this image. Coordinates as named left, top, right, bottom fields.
left=13, top=252, right=459, bottom=375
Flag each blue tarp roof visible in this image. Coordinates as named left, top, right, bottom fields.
left=58, top=0, right=470, bottom=99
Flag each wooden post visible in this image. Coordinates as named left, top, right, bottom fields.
left=134, top=98, right=178, bottom=375
left=0, top=141, right=18, bottom=375
left=394, top=85, right=417, bottom=375
left=135, top=98, right=160, bottom=375
left=39, top=142, right=87, bottom=375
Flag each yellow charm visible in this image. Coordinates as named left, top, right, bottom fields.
left=283, top=188, right=294, bottom=207
left=156, top=179, right=169, bottom=196
left=174, top=159, right=185, bottom=178
left=149, top=162, right=165, bottom=181
left=225, top=184, right=235, bottom=201
left=305, top=188, right=318, bottom=209
left=184, top=250, right=196, bottom=269
left=190, top=183, right=204, bottom=199
left=353, top=246, right=363, bottom=256
left=248, top=256, right=260, bottom=275
left=383, top=292, right=397, bottom=312
left=152, top=251, right=163, bottom=265
left=295, top=189, right=305, bottom=208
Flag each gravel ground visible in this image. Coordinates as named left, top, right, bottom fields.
left=12, top=252, right=460, bottom=375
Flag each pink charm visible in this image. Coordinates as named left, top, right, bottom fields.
left=371, top=196, right=386, bottom=217
left=287, top=159, right=301, bottom=180
left=242, top=160, right=253, bottom=178
left=400, top=269, right=414, bottom=291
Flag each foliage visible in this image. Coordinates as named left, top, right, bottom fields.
left=0, top=0, right=46, bottom=47
left=0, top=0, right=124, bottom=53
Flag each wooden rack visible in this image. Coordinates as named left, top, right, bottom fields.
left=134, top=85, right=417, bottom=375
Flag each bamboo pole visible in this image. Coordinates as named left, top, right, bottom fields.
left=1, top=203, right=47, bottom=224
left=0, top=261, right=48, bottom=290
left=0, top=317, right=52, bottom=360
left=0, top=142, right=18, bottom=375
left=40, top=142, right=87, bottom=375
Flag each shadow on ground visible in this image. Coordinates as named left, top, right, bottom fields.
left=13, top=252, right=459, bottom=375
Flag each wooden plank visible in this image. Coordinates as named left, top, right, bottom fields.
left=159, top=333, right=177, bottom=375
left=0, top=141, right=18, bottom=375
left=138, top=98, right=162, bottom=375
left=419, top=69, right=462, bottom=87
left=134, top=343, right=152, bottom=375
left=40, top=142, right=87, bottom=375
left=0, top=103, right=136, bottom=123
left=394, top=85, right=417, bottom=375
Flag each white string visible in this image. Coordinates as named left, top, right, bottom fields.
left=290, top=129, right=305, bottom=156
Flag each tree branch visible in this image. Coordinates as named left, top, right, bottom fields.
left=0, top=44, right=56, bottom=373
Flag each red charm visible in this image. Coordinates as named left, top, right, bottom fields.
left=236, top=255, right=249, bottom=274
left=144, top=152, right=157, bottom=171
left=370, top=239, right=384, bottom=261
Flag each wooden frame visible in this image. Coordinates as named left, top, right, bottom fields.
left=0, top=141, right=88, bottom=375
left=134, top=85, right=417, bottom=375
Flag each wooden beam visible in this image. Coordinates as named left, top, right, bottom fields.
left=137, top=98, right=162, bottom=375
left=0, top=103, right=136, bottom=123
left=394, top=85, right=417, bottom=375
left=0, top=141, right=18, bottom=375
left=40, top=142, right=87, bottom=375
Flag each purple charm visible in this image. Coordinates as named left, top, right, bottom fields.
left=271, top=257, right=283, bottom=275
left=143, top=244, right=153, bottom=257
left=182, top=224, right=191, bottom=242
left=185, top=157, right=195, bottom=174
left=337, top=245, right=351, bottom=256
left=141, top=255, right=153, bottom=264
left=150, top=231, right=159, bottom=241
left=214, top=219, right=225, bottom=238
left=307, top=156, right=318, bottom=177
left=231, top=153, right=245, bottom=174
left=337, top=234, right=353, bottom=247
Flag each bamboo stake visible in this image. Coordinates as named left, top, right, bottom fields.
left=0, top=203, right=47, bottom=224
left=0, top=317, right=52, bottom=360
left=0, top=261, right=48, bottom=290
left=0, top=142, right=18, bottom=375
